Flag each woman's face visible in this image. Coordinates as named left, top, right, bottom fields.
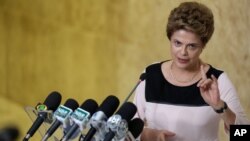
left=170, top=29, right=204, bottom=70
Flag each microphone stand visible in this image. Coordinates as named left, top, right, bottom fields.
left=122, top=73, right=146, bottom=104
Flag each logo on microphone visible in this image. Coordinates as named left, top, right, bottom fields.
left=54, top=105, right=72, bottom=119
left=36, top=104, right=48, bottom=111
left=108, top=115, right=121, bottom=125
left=106, top=115, right=128, bottom=139
left=71, top=108, right=90, bottom=121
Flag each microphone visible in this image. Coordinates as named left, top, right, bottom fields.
left=0, top=126, right=19, bottom=141
left=125, top=118, right=144, bottom=141
left=42, top=98, right=79, bottom=141
left=61, top=99, right=99, bottom=141
left=103, top=102, right=137, bottom=141
left=123, top=73, right=146, bottom=104
left=82, top=95, right=120, bottom=141
left=23, top=91, right=62, bottom=141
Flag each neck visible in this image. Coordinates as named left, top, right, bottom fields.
left=170, top=60, right=201, bottom=83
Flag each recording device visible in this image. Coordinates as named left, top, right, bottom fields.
left=23, top=91, right=62, bottom=141
left=103, top=102, right=137, bottom=141
left=41, top=98, right=79, bottom=141
left=123, top=73, right=147, bottom=104
left=125, top=118, right=144, bottom=141
left=82, top=95, right=120, bottom=141
left=0, top=126, right=19, bottom=141
left=60, top=99, right=99, bottom=141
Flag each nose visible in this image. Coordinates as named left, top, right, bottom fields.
left=180, top=46, right=188, bottom=56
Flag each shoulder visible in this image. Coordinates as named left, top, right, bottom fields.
left=205, top=64, right=234, bottom=87
left=146, top=62, right=161, bottom=69
left=145, top=61, right=168, bottom=72
left=206, top=65, right=224, bottom=78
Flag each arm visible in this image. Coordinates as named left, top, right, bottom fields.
left=217, top=73, right=250, bottom=129
left=197, top=66, right=249, bottom=131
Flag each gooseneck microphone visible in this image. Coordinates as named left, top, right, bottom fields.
left=23, top=91, right=62, bottom=141
left=123, top=73, right=147, bottom=104
left=104, top=102, right=137, bottom=141
left=42, top=98, right=79, bottom=141
left=61, top=99, right=98, bottom=141
left=82, top=95, right=120, bottom=141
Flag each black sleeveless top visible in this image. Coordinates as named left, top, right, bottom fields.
left=145, top=62, right=223, bottom=106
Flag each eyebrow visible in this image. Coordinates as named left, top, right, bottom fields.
left=187, top=43, right=200, bottom=46
left=173, top=39, right=200, bottom=46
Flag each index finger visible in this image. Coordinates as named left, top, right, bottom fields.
left=200, top=65, right=207, bottom=79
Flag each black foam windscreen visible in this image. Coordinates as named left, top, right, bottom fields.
left=0, top=126, right=19, bottom=141
left=64, top=98, right=79, bottom=111
left=43, top=91, right=62, bottom=111
left=128, top=118, right=144, bottom=138
left=116, top=102, right=137, bottom=122
left=98, top=95, right=120, bottom=117
left=79, top=99, right=99, bottom=116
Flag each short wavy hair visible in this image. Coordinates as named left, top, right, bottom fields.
left=166, top=2, right=214, bottom=45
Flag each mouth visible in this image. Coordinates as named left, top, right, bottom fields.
left=177, top=58, right=189, bottom=64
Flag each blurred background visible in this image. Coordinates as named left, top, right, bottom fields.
left=0, top=0, right=249, bottom=140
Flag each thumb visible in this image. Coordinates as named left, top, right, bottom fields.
left=163, top=130, right=176, bottom=136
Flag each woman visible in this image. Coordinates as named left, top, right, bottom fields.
left=133, top=2, right=249, bottom=141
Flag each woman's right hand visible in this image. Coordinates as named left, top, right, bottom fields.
left=141, top=128, right=176, bottom=141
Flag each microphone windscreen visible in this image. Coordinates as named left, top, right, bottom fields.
left=64, top=99, right=79, bottom=110
left=116, top=102, right=137, bottom=121
left=98, top=95, right=120, bottom=117
left=0, top=126, right=19, bottom=140
left=43, top=91, right=62, bottom=111
left=128, top=118, right=144, bottom=138
left=80, top=99, right=98, bottom=116
left=139, top=73, right=147, bottom=81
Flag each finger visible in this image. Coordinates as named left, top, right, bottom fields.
left=157, top=134, right=166, bottom=141
left=197, top=78, right=212, bottom=87
left=211, top=74, right=218, bottom=85
left=163, top=130, right=176, bottom=136
left=197, top=79, right=206, bottom=87
left=200, top=65, right=207, bottom=79
left=165, top=132, right=176, bottom=137
left=199, top=79, right=212, bottom=88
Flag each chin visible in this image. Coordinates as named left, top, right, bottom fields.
left=176, top=61, right=191, bottom=69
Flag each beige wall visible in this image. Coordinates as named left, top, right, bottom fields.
left=0, top=0, right=249, bottom=140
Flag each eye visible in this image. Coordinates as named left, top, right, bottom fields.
left=187, top=44, right=199, bottom=50
left=187, top=44, right=195, bottom=48
left=174, top=40, right=182, bottom=47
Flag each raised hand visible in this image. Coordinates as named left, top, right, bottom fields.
left=197, top=65, right=223, bottom=109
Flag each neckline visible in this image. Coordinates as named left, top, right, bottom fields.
left=160, top=60, right=211, bottom=88
left=170, top=60, right=201, bottom=83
